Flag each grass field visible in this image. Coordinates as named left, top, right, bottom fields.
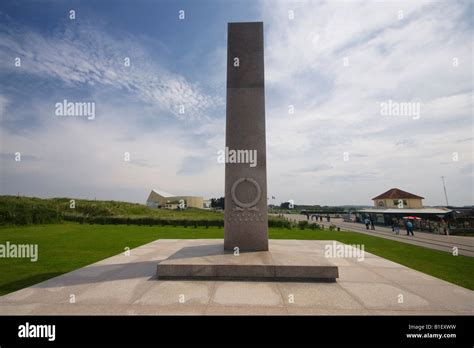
left=0, top=223, right=473, bottom=296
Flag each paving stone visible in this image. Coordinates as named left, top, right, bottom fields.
left=338, top=282, right=436, bottom=310
left=211, top=282, right=284, bottom=307
left=278, top=282, right=365, bottom=310
left=134, top=281, right=214, bottom=306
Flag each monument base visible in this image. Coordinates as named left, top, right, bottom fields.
left=156, top=240, right=339, bottom=282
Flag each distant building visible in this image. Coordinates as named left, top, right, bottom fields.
left=372, top=188, right=424, bottom=209
left=146, top=189, right=205, bottom=209
left=450, top=207, right=474, bottom=233
left=349, top=188, right=473, bottom=234
left=355, top=188, right=452, bottom=233
left=203, top=199, right=212, bottom=209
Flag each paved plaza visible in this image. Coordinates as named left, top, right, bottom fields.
left=0, top=239, right=472, bottom=315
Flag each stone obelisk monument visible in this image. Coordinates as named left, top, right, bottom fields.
left=157, top=22, right=337, bottom=282
left=224, top=22, right=268, bottom=251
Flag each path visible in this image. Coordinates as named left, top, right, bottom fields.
left=282, top=215, right=474, bottom=257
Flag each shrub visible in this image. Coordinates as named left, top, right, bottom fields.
left=298, top=220, right=309, bottom=229
left=268, top=219, right=291, bottom=228
left=0, top=197, right=62, bottom=225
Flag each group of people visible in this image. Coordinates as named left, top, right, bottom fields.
left=363, top=217, right=415, bottom=236
left=308, top=215, right=331, bottom=222
left=363, top=218, right=375, bottom=230
left=391, top=220, right=414, bottom=236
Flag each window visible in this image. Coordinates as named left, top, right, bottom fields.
left=378, top=200, right=384, bottom=207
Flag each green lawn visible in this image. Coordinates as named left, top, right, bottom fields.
left=0, top=223, right=472, bottom=296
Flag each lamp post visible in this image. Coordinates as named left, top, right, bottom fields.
left=441, top=176, right=449, bottom=207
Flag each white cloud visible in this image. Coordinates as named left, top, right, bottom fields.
left=0, top=97, right=225, bottom=201
left=0, top=23, right=223, bottom=120
left=261, top=0, right=473, bottom=205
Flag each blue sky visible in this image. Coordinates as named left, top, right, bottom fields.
left=0, top=0, right=473, bottom=206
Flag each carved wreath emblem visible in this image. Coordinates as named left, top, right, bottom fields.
left=231, top=177, right=261, bottom=211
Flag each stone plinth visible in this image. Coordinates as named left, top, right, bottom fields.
left=156, top=242, right=338, bottom=282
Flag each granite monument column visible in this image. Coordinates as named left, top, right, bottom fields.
left=224, top=22, right=268, bottom=251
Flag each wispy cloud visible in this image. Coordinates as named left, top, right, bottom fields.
left=0, top=19, right=223, bottom=121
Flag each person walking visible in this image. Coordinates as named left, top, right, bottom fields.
left=370, top=219, right=375, bottom=230
left=406, top=220, right=414, bottom=236
left=364, top=218, right=370, bottom=230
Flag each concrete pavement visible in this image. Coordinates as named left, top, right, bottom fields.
left=0, top=239, right=472, bottom=315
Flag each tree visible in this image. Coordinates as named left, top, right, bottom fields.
left=210, top=197, right=225, bottom=209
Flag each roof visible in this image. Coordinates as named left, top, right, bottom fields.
left=356, top=208, right=451, bottom=214
left=151, top=189, right=176, bottom=198
left=372, top=188, right=424, bottom=200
